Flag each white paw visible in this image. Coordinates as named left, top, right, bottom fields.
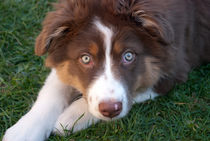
left=53, top=98, right=99, bottom=135
left=3, top=115, right=51, bottom=141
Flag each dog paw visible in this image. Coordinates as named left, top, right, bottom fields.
left=3, top=116, right=51, bottom=141
left=53, top=98, right=99, bottom=135
left=53, top=111, right=98, bottom=136
left=53, top=113, right=80, bottom=135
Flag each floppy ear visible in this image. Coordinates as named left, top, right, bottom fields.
left=35, top=26, right=69, bottom=56
left=131, top=10, right=174, bottom=45
left=115, top=0, right=174, bottom=45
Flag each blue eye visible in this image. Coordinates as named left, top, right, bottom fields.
left=122, top=51, right=135, bottom=64
left=124, top=52, right=133, bottom=61
left=81, top=55, right=91, bottom=64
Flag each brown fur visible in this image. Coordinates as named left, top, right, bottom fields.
left=35, top=0, right=210, bottom=96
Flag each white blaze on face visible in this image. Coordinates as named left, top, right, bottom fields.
left=87, top=20, right=128, bottom=120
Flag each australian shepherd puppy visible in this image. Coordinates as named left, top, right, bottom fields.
left=4, top=0, right=210, bottom=141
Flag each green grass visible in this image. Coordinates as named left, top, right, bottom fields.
left=0, top=0, right=209, bottom=140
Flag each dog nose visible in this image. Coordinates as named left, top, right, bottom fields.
left=99, top=101, right=122, bottom=118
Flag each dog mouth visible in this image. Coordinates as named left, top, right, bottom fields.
left=86, top=78, right=129, bottom=120
left=72, top=85, right=129, bottom=120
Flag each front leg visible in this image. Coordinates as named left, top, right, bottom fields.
left=3, top=69, right=74, bottom=141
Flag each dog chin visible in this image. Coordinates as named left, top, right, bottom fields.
left=90, top=112, right=128, bottom=121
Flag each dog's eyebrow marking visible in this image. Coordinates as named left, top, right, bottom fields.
left=94, top=20, right=113, bottom=78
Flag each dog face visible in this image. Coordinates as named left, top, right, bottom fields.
left=35, top=0, right=173, bottom=120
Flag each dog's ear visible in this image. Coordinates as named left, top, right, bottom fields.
left=35, top=25, right=69, bottom=56
left=35, top=0, right=91, bottom=56
left=115, top=0, right=174, bottom=45
left=131, top=10, right=174, bottom=45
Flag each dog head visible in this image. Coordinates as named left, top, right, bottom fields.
left=35, top=0, right=174, bottom=120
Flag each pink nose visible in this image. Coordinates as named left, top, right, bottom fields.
left=99, top=101, right=122, bottom=118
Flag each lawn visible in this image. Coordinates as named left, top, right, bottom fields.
left=0, top=0, right=209, bottom=140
